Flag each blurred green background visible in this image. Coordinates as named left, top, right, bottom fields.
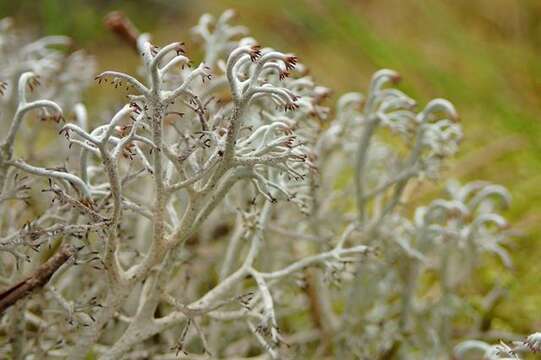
left=2, top=0, right=540, bottom=337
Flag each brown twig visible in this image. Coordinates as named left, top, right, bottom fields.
left=0, top=243, right=76, bottom=314
left=303, top=268, right=333, bottom=354
left=104, top=11, right=140, bottom=52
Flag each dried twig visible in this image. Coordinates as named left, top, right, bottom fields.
left=0, top=243, right=76, bottom=314
left=104, top=11, right=140, bottom=51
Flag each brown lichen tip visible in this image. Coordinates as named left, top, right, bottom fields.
left=104, top=11, right=140, bottom=52
left=390, top=73, right=401, bottom=84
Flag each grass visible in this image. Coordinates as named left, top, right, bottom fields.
left=2, top=0, right=540, bottom=337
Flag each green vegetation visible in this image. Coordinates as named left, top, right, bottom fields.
left=2, top=0, right=539, bottom=338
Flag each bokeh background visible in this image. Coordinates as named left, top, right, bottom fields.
left=2, top=0, right=540, bottom=339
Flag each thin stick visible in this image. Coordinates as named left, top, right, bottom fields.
left=0, top=243, right=76, bottom=314
left=104, top=11, right=140, bottom=51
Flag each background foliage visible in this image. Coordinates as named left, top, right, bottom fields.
left=1, top=0, right=540, bottom=339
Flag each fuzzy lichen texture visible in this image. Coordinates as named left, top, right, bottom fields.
left=0, top=10, right=520, bottom=360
